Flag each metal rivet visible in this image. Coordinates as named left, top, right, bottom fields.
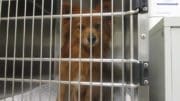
left=144, top=80, right=149, bottom=85
left=144, top=63, right=149, bottom=68
left=142, top=7, right=148, bottom=12
left=140, top=33, right=146, bottom=39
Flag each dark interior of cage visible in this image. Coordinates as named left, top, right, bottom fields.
left=0, top=0, right=140, bottom=99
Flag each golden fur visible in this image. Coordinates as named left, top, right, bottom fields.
left=58, top=2, right=111, bottom=101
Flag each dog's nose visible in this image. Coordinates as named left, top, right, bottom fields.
left=88, top=34, right=97, bottom=45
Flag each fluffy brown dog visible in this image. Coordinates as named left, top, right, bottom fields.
left=58, top=3, right=111, bottom=101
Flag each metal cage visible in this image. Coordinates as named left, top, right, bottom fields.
left=0, top=0, right=149, bottom=101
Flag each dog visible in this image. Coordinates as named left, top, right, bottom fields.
left=57, top=2, right=111, bottom=101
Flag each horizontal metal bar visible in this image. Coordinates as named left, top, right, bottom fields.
left=0, top=57, right=140, bottom=63
left=0, top=9, right=139, bottom=20
left=0, top=78, right=139, bottom=88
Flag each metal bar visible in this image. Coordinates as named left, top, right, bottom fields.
left=0, top=78, right=139, bottom=88
left=30, top=0, right=36, bottom=101
left=11, top=0, right=19, bottom=100
left=0, top=0, right=144, bottom=101
left=3, top=0, right=11, bottom=100
left=78, top=0, right=83, bottom=101
left=111, top=0, right=114, bottom=101
left=121, top=0, right=125, bottom=100
left=100, top=0, right=103, bottom=101
left=68, top=0, right=73, bottom=101
left=130, top=0, right=134, bottom=84
left=0, top=10, right=139, bottom=20
left=27, top=0, right=50, bottom=14
left=48, top=0, right=53, bottom=101
left=0, top=0, right=2, bottom=40
left=130, top=0, right=135, bottom=100
left=58, top=0, right=63, bottom=100
left=0, top=0, right=2, bottom=20
left=90, top=0, right=93, bottom=101
left=21, top=0, right=27, bottom=100
left=0, top=57, right=140, bottom=63
left=39, top=0, right=45, bottom=101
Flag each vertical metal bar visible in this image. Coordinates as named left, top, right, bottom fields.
left=30, top=0, right=36, bottom=100
left=100, top=0, right=103, bottom=101
left=48, top=0, right=53, bottom=101
left=21, top=0, right=27, bottom=100
left=130, top=0, right=134, bottom=100
left=111, top=0, right=114, bottom=101
left=4, top=0, right=11, bottom=100
left=130, top=0, right=134, bottom=83
left=12, top=0, right=19, bottom=100
left=68, top=0, right=72, bottom=101
left=0, top=0, right=2, bottom=43
left=90, top=0, right=93, bottom=101
left=121, top=0, right=125, bottom=100
left=39, top=0, right=45, bottom=101
left=78, top=0, right=82, bottom=101
left=0, top=0, right=2, bottom=22
left=59, top=0, right=63, bottom=100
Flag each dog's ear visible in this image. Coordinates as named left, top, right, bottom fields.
left=94, top=1, right=112, bottom=25
left=62, top=2, right=80, bottom=25
left=62, top=2, right=80, bottom=14
left=61, top=2, right=80, bottom=44
left=62, top=2, right=70, bottom=14
left=94, top=1, right=112, bottom=12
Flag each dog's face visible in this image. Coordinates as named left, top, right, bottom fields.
left=77, top=18, right=100, bottom=47
left=63, top=16, right=111, bottom=49
left=61, top=2, right=112, bottom=58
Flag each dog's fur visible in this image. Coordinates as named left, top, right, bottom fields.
left=58, top=3, right=111, bottom=101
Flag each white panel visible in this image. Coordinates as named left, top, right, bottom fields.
left=164, top=27, right=173, bottom=101
left=171, top=28, right=180, bottom=101
left=149, top=19, right=166, bottom=101
left=164, top=18, right=180, bottom=27
left=149, top=0, right=180, bottom=17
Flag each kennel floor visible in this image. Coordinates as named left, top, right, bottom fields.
left=0, top=82, right=134, bottom=101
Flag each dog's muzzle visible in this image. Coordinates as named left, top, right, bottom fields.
left=87, top=34, right=97, bottom=46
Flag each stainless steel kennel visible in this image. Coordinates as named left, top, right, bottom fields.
left=0, top=0, right=149, bottom=101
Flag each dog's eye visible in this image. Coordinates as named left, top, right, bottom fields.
left=77, top=23, right=85, bottom=30
left=94, top=23, right=101, bottom=29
